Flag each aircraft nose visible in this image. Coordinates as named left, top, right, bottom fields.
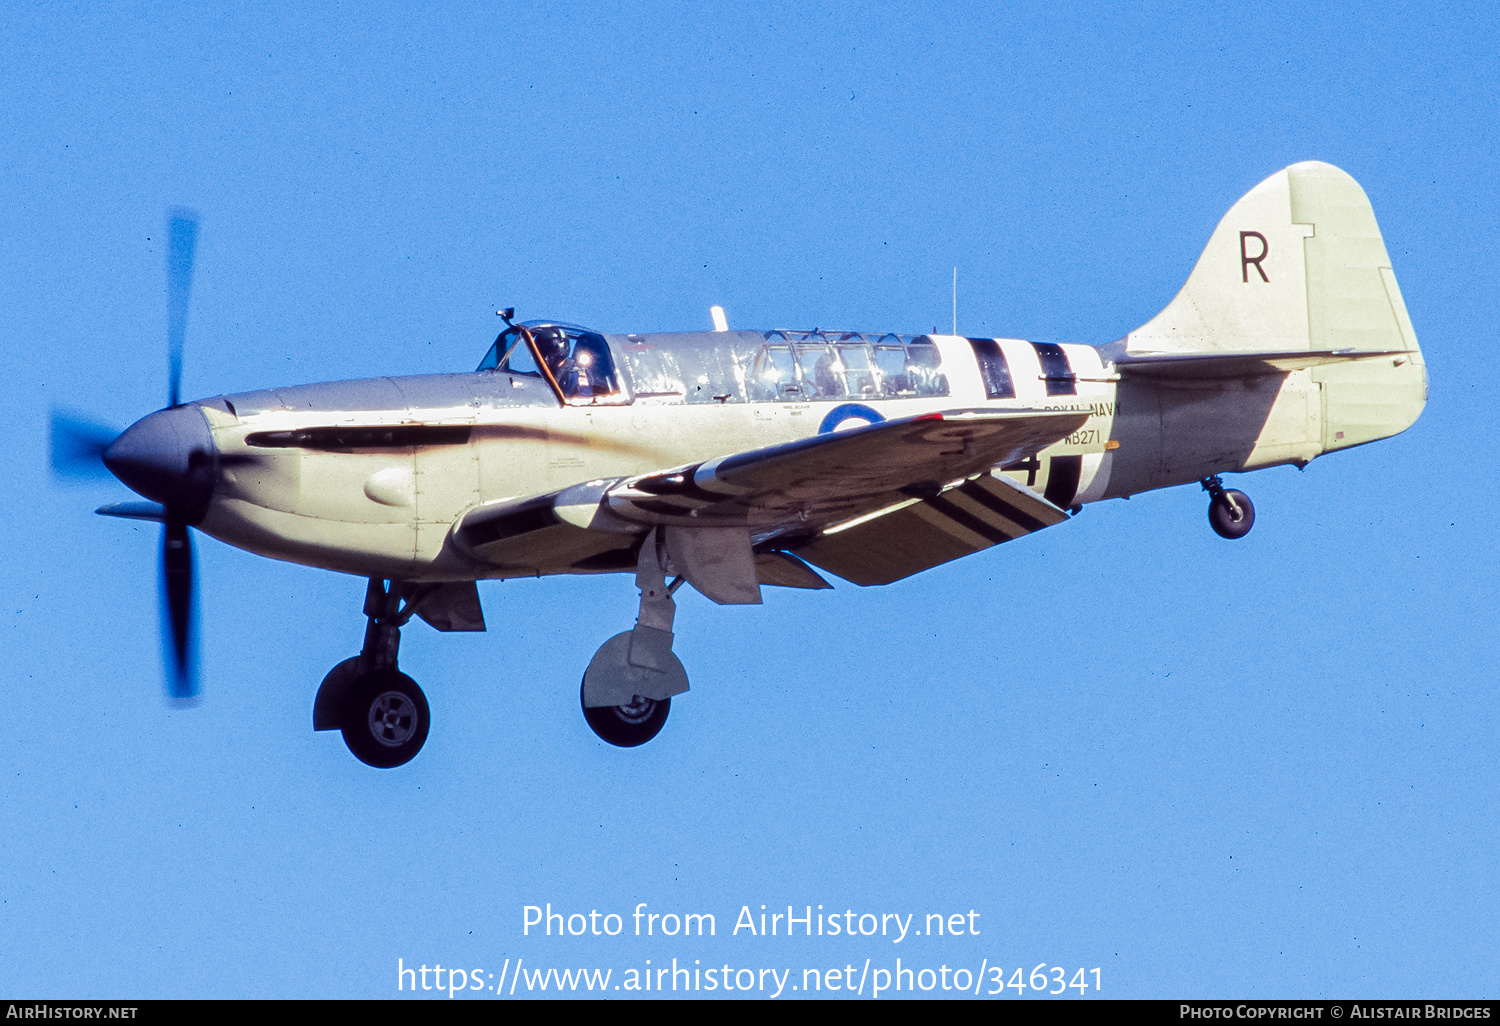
left=103, top=404, right=217, bottom=520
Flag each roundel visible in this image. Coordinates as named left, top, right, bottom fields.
left=818, top=403, right=886, bottom=434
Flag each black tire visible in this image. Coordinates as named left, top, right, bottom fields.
left=580, top=680, right=670, bottom=748
left=1208, top=488, right=1256, bottom=539
left=313, top=656, right=362, bottom=731
left=341, top=669, right=430, bottom=768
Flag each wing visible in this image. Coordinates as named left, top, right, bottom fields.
left=452, top=407, right=1087, bottom=591
left=603, top=408, right=1086, bottom=534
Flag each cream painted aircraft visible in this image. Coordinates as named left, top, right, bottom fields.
left=51, top=161, right=1426, bottom=767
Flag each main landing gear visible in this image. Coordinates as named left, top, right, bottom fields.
left=1202, top=475, right=1256, bottom=540
left=314, top=579, right=431, bottom=768
left=314, top=538, right=695, bottom=761
left=579, top=532, right=690, bottom=747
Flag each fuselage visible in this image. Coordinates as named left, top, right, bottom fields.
left=135, top=325, right=1421, bottom=583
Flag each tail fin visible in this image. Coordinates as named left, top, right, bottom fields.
left=1127, top=162, right=1421, bottom=358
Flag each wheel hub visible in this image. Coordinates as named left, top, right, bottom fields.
left=368, top=690, right=418, bottom=746
left=613, top=694, right=658, bottom=725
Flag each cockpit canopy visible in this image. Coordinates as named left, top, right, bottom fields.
left=477, top=321, right=623, bottom=403
left=477, top=322, right=955, bottom=406
left=752, top=330, right=948, bottom=401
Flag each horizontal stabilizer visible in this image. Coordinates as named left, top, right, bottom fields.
left=1113, top=347, right=1410, bottom=380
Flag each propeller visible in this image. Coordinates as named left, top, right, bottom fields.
left=166, top=208, right=197, bottom=409
left=160, top=208, right=201, bottom=699
left=49, top=208, right=206, bottom=701
left=161, top=512, right=197, bottom=700
left=49, top=414, right=118, bottom=478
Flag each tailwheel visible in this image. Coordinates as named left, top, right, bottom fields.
left=581, top=680, right=670, bottom=748
left=342, top=669, right=430, bottom=768
left=1203, top=476, right=1255, bottom=540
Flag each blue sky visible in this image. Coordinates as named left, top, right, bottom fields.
left=3, top=1, right=1496, bottom=999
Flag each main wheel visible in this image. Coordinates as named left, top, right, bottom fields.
left=341, top=669, right=430, bottom=768
left=1208, top=488, right=1256, bottom=539
left=581, top=681, right=670, bottom=748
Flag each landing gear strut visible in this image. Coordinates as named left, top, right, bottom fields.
left=580, top=532, right=689, bottom=747
left=1202, top=476, right=1255, bottom=540
left=314, top=578, right=431, bottom=768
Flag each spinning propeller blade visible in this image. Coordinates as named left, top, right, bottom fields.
left=161, top=514, right=199, bottom=699
left=166, top=209, right=199, bottom=408
left=52, top=208, right=211, bottom=701
left=49, top=412, right=117, bottom=478
left=161, top=208, right=202, bottom=698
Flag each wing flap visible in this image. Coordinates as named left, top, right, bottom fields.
left=790, top=470, right=1070, bottom=586
left=754, top=550, right=832, bottom=590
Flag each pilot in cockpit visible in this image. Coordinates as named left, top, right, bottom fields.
left=533, top=327, right=570, bottom=379
left=565, top=337, right=608, bottom=398
left=533, top=326, right=613, bottom=400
